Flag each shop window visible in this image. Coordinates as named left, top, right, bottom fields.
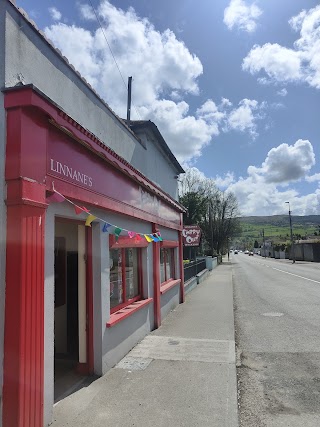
left=160, top=247, right=175, bottom=284
left=109, top=235, right=146, bottom=313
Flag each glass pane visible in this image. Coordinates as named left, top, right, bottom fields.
left=125, top=248, right=139, bottom=300
left=110, top=249, right=123, bottom=309
left=166, top=249, right=174, bottom=280
left=160, top=248, right=165, bottom=283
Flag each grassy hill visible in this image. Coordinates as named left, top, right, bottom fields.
left=236, top=215, right=320, bottom=247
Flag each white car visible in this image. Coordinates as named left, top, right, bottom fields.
left=244, top=250, right=249, bottom=254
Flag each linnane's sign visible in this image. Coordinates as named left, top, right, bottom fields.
left=50, top=159, right=93, bottom=187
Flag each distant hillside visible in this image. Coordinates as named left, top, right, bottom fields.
left=236, top=215, right=320, bottom=245
left=239, top=215, right=320, bottom=227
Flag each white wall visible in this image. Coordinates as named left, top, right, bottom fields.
left=5, top=8, right=138, bottom=163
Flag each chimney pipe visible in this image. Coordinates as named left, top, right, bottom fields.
left=127, top=76, right=132, bottom=125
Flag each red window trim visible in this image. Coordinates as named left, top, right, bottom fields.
left=160, top=246, right=176, bottom=284
left=109, top=234, right=149, bottom=249
left=161, top=240, right=179, bottom=248
left=107, top=298, right=153, bottom=328
left=160, top=279, right=181, bottom=295
left=109, top=245, right=143, bottom=314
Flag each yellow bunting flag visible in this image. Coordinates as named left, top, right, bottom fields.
left=85, top=214, right=97, bottom=227
left=144, top=234, right=153, bottom=243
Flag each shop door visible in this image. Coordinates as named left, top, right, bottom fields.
left=54, top=221, right=93, bottom=400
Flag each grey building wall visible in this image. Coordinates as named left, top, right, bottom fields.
left=44, top=201, right=156, bottom=424
left=131, top=129, right=180, bottom=200
left=161, top=286, right=180, bottom=320
left=4, top=3, right=181, bottom=201
left=0, top=2, right=7, bottom=425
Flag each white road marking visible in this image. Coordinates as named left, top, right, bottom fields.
left=271, top=267, right=320, bottom=284
left=256, top=261, right=320, bottom=284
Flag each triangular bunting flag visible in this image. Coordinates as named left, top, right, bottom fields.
left=102, top=222, right=111, bottom=233
left=46, top=192, right=65, bottom=203
left=135, top=234, right=143, bottom=242
left=85, top=214, right=97, bottom=227
left=156, top=232, right=163, bottom=242
left=114, top=227, right=122, bottom=241
left=128, top=231, right=136, bottom=238
left=144, top=234, right=153, bottom=243
left=74, top=205, right=90, bottom=215
left=151, top=234, right=160, bottom=242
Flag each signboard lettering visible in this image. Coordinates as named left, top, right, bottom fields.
left=50, top=159, right=93, bottom=187
left=182, top=225, right=201, bottom=247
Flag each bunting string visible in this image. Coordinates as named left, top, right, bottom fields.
left=47, top=187, right=163, bottom=243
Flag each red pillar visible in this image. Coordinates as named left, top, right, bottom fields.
left=3, top=179, right=47, bottom=427
left=3, top=97, right=48, bottom=427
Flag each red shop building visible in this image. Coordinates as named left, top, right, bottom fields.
left=1, top=85, right=185, bottom=427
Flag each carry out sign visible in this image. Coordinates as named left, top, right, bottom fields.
left=182, top=225, right=201, bottom=247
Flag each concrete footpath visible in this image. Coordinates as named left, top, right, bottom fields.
left=52, top=263, right=238, bottom=427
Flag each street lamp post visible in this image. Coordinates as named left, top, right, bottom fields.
left=285, top=202, right=295, bottom=264
left=261, top=228, right=266, bottom=258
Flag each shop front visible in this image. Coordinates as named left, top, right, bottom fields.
left=2, top=86, right=185, bottom=427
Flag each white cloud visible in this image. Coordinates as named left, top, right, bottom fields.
left=214, top=172, right=235, bottom=188
left=182, top=163, right=320, bottom=216
left=242, top=43, right=302, bottom=82
left=306, top=172, right=320, bottom=183
left=225, top=140, right=318, bottom=215
left=224, top=98, right=264, bottom=137
left=243, top=5, right=320, bottom=89
left=49, top=7, right=62, bottom=21
left=249, top=139, right=315, bottom=184
left=277, top=88, right=288, bottom=97
left=44, top=1, right=266, bottom=163
left=79, top=3, right=96, bottom=20
left=223, top=0, right=262, bottom=33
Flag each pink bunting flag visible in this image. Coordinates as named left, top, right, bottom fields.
left=74, top=205, right=90, bottom=215
left=128, top=231, right=136, bottom=239
left=46, top=192, right=65, bottom=203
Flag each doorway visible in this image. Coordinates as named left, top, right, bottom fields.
left=53, top=220, right=92, bottom=401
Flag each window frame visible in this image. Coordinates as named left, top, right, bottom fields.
left=160, top=240, right=179, bottom=285
left=109, top=235, right=147, bottom=313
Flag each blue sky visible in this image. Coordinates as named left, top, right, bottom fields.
left=17, top=0, right=320, bottom=216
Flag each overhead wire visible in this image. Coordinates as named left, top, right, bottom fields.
left=88, top=0, right=142, bottom=121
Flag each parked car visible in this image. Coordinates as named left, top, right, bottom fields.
left=234, top=250, right=238, bottom=254
left=244, top=250, right=249, bottom=254
left=249, top=251, right=254, bottom=256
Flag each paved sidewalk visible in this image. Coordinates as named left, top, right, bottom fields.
left=52, top=263, right=238, bottom=427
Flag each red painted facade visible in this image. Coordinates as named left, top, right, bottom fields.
left=2, top=86, right=184, bottom=427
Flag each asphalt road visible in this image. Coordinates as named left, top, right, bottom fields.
left=232, top=253, right=320, bottom=427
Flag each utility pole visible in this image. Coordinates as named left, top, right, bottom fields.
left=261, top=228, right=266, bottom=258
left=285, top=201, right=295, bottom=264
